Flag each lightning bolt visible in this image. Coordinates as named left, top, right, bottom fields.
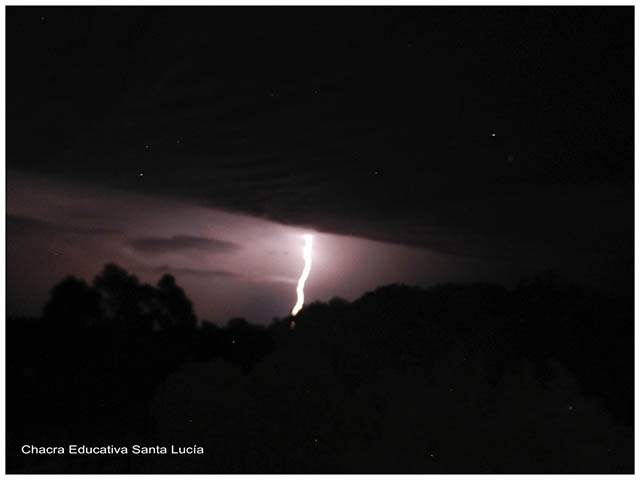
left=291, top=234, right=313, bottom=316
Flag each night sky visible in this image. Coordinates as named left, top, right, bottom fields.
left=7, top=6, right=634, bottom=323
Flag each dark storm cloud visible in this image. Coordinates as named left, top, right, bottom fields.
left=7, top=214, right=119, bottom=236
left=141, top=265, right=297, bottom=286
left=126, top=235, right=240, bottom=255
left=143, top=265, right=240, bottom=279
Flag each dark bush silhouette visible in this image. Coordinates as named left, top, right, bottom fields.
left=6, top=266, right=633, bottom=474
left=224, top=317, right=275, bottom=372
left=42, top=276, right=100, bottom=330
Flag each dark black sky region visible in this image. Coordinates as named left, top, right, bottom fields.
left=6, top=6, right=635, bottom=475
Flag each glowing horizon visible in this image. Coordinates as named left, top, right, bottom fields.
left=291, top=234, right=313, bottom=316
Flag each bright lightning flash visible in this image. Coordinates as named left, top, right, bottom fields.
left=291, top=234, right=313, bottom=316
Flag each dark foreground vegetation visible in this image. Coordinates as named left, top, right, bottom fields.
left=7, top=265, right=633, bottom=473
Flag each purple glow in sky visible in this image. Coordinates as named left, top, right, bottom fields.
left=7, top=170, right=520, bottom=324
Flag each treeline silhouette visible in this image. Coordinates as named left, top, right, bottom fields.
left=7, top=265, right=633, bottom=473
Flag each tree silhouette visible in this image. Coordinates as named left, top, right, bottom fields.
left=156, top=274, right=197, bottom=330
left=42, top=275, right=99, bottom=330
left=92, top=263, right=147, bottom=330
left=7, top=269, right=633, bottom=473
